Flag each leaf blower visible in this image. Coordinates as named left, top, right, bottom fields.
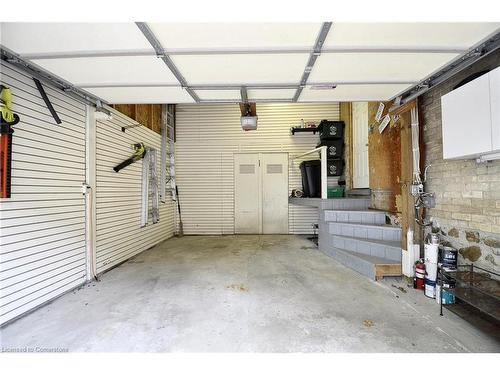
left=113, top=142, right=146, bottom=172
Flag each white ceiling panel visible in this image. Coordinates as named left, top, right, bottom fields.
left=172, top=54, right=309, bottom=84
left=195, top=90, right=241, bottom=100
left=324, top=23, right=500, bottom=49
left=149, top=23, right=321, bottom=50
left=86, top=86, right=194, bottom=104
left=248, top=89, right=296, bottom=100
left=32, top=56, right=178, bottom=86
left=299, top=84, right=412, bottom=102
left=0, top=23, right=153, bottom=55
left=308, top=52, right=459, bottom=83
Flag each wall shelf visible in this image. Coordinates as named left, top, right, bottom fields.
left=439, top=264, right=500, bottom=321
left=290, top=127, right=318, bottom=135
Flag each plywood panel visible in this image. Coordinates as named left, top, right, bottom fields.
left=394, top=99, right=421, bottom=250
left=368, top=101, right=401, bottom=213
left=113, top=104, right=135, bottom=119
left=111, top=104, right=163, bottom=135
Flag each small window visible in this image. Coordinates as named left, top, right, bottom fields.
left=239, top=164, right=255, bottom=174
left=267, top=164, right=283, bottom=174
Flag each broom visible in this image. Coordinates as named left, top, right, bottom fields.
left=176, top=185, right=184, bottom=236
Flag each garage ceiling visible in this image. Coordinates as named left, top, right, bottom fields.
left=1, top=22, right=499, bottom=104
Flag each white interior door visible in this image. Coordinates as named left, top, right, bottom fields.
left=234, top=154, right=261, bottom=233
left=234, top=153, right=288, bottom=234
left=261, top=153, right=289, bottom=234
left=352, top=102, right=370, bottom=188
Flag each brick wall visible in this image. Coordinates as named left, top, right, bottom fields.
left=421, top=49, right=500, bottom=271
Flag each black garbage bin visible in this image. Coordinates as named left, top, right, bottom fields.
left=300, top=159, right=321, bottom=198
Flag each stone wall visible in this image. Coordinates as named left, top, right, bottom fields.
left=421, top=49, right=500, bottom=271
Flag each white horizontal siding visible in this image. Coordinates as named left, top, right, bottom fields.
left=0, top=61, right=87, bottom=325
left=95, top=107, right=175, bottom=273
left=175, top=103, right=340, bottom=234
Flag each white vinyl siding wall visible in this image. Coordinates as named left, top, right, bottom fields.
left=0, top=61, right=87, bottom=325
left=175, top=103, right=340, bottom=234
left=95, top=108, right=175, bottom=273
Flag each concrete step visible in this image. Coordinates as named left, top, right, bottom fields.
left=330, top=234, right=402, bottom=261
left=328, top=222, right=401, bottom=242
left=324, top=209, right=386, bottom=225
left=288, top=197, right=371, bottom=211
left=346, top=188, right=371, bottom=197
left=328, top=198, right=371, bottom=210
left=321, top=246, right=401, bottom=280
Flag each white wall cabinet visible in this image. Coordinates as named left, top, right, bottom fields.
left=490, top=67, right=500, bottom=150
left=441, top=66, right=500, bottom=160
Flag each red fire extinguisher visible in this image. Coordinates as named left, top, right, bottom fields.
left=1, top=85, right=20, bottom=199
left=414, top=261, right=426, bottom=290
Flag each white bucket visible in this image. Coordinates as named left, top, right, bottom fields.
left=424, top=278, right=436, bottom=298
left=425, top=262, right=438, bottom=281
left=424, top=243, right=439, bottom=264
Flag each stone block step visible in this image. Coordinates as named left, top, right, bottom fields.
left=324, top=209, right=386, bottom=225
left=328, top=222, right=401, bottom=242
left=328, top=198, right=371, bottom=210
left=346, top=188, right=371, bottom=197
left=321, top=246, right=401, bottom=280
left=330, top=235, right=402, bottom=261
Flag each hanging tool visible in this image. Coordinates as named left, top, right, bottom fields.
left=176, top=185, right=184, bottom=236
left=0, top=85, right=20, bottom=198
left=33, top=78, right=62, bottom=125
left=141, top=147, right=160, bottom=227
left=113, top=143, right=146, bottom=172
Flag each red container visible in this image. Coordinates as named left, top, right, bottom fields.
left=415, top=262, right=426, bottom=290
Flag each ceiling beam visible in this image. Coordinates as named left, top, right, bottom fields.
left=135, top=22, right=200, bottom=103
left=199, top=98, right=293, bottom=103
left=191, top=84, right=298, bottom=90
left=20, top=47, right=465, bottom=60
left=77, top=80, right=418, bottom=92
left=80, top=83, right=181, bottom=88
left=79, top=80, right=417, bottom=89
left=293, top=22, right=332, bottom=102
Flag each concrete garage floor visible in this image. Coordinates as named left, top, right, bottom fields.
left=1, top=235, right=499, bottom=352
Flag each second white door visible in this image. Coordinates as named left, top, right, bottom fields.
left=352, top=102, right=370, bottom=188
left=234, top=153, right=288, bottom=234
